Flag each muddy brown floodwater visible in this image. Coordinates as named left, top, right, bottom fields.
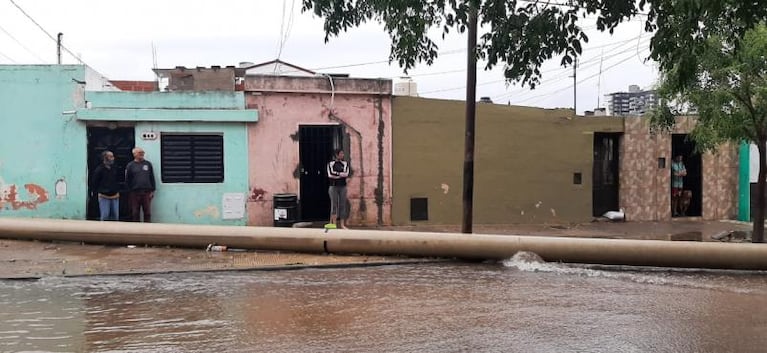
left=2, top=253, right=767, bottom=353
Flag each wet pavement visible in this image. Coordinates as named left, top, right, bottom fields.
left=0, top=219, right=756, bottom=279
left=3, top=260, right=766, bottom=352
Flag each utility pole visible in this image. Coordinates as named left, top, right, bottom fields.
left=572, top=57, right=577, bottom=114
left=57, top=33, right=62, bottom=64
left=597, top=50, right=604, bottom=109
left=462, top=2, right=478, bottom=234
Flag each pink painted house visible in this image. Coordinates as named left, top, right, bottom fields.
left=243, top=73, right=393, bottom=226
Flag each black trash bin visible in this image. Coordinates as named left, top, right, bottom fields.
left=273, top=193, right=299, bottom=227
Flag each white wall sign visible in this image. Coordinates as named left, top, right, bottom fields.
left=222, top=193, right=245, bottom=219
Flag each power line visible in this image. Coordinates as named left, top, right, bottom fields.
left=8, top=0, right=81, bottom=63
left=275, top=0, right=287, bottom=62
left=411, top=32, right=650, bottom=91
left=506, top=43, right=648, bottom=105
left=0, top=23, right=46, bottom=63
left=8, top=0, right=117, bottom=80
left=417, top=34, right=649, bottom=96
left=0, top=48, right=18, bottom=63
left=517, top=0, right=650, bottom=17
left=489, top=41, right=648, bottom=105
left=515, top=45, right=650, bottom=106
left=492, top=36, right=652, bottom=102
left=303, top=48, right=466, bottom=73
left=275, top=0, right=297, bottom=64
left=274, top=13, right=645, bottom=78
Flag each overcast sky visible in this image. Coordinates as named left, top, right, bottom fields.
left=0, top=0, right=658, bottom=114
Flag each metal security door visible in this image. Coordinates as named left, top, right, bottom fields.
left=593, top=133, right=621, bottom=217
left=87, top=127, right=135, bottom=220
left=299, top=125, right=342, bottom=221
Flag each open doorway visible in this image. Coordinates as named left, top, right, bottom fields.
left=86, top=126, right=135, bottom=221
left=298, top=125, right=344, bottom=221
left=592, top=133, right=621, bottom=217
left=671, top=134, right=702, bottom=217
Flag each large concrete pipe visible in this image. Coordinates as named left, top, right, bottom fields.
left=1, top=217, right=767, bottom=270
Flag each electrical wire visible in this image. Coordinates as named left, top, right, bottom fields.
left=515, top=44, right=650, bottom=106
left=275, top=0, right=296, bottom=64
left=275, top=0, right=287, bottom=63
left=8, top=0, right=111, bottom=78
left=0, top=48, right=18, bottom=63
left=0, top=23, right=46, bottom=63
left=491, top=36, right=652, bottom=102
left=511, top=43, right=650, bottom=105
left=517, top=0, right=650, bottom=17
left=416, top=33, right=648, bottom=96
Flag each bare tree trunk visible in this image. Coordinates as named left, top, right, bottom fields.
left=754, top=139, right=766, bottom=243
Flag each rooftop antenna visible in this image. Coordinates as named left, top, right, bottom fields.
left=597, top=49, right=604, bottom=108
left=151, top=42, right=158, bottom=70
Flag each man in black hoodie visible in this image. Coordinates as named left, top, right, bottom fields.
left=125, top=147, right=156, bottom=222
left=90, top=150, right=120, bottom=221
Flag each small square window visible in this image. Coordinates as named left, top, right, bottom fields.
left=410, top=197, right=428, bottom=221
left=573, top=172, right=582, bottom=185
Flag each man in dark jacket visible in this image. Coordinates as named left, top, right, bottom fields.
left=125, top=147, right=156, bottom=222
left=90, top=150, right=120, bottom=221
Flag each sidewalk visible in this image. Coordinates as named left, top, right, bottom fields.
left=0, top=219, right=754, bottom=279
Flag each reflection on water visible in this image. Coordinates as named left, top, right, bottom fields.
left=2, top=253, right=767, bottom=353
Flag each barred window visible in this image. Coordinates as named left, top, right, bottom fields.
left=160, top=134, right=224, bottom=183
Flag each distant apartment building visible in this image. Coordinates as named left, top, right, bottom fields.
left=605, top=84, right=658, bottom=116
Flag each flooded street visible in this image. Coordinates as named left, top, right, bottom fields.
left=2, top=253, right=767, bottom=353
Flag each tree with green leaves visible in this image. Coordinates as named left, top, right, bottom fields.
left=302, top=0, right=766, bottom=87
left=300, top=0, right=767, bottom=233
left=651, top=24, right=767, bottom=243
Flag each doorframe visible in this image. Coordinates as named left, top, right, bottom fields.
left=86, top=124, right=136, bottom=221
left=592, top=132, right=622, bottom=217
left=671, top=134, right=702, bottom=217
left=297, top=124, right=345, bottom=222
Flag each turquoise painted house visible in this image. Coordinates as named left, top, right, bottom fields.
left=0, top=65, right=257, bottom=225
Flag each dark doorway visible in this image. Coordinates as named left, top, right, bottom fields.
left=671, top=134, right=702, bottom=217
left=298, top=125, right=344, bottom=221
left=593, top=133, right=621, bottom=217
left=87, top=126, right=135, bottom=221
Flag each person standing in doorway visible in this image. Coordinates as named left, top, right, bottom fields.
left=671, top=154, right=687, bottom=217
left=125, top=147, right=156, bottom=222
left=90, top=150, right=120, bottom=221
left=327, top=148, right=350, bottom=229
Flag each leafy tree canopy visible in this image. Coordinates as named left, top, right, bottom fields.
left=302, top=0, right=767, bottom=89
left=651, top=24, right=767, bottom=150
left=650, top=24, right=767, bottom=243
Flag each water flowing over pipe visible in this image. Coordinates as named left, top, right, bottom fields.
left=1, top=218, right=766, bottom=270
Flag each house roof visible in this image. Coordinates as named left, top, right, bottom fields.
left=152, top=66, right=246, bottom=77
left=241, top=59, right=316, bottom=76
left=110, top=80, right=158, bottom=92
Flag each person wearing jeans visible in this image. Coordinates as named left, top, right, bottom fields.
left=125, top=147, right=156, bottom=222
left=327, top=148, right=350, bottom=229
left=90, top=150, right=120, bottom=221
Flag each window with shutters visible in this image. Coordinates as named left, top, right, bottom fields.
left=160, top=134, right=224, bottom=183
